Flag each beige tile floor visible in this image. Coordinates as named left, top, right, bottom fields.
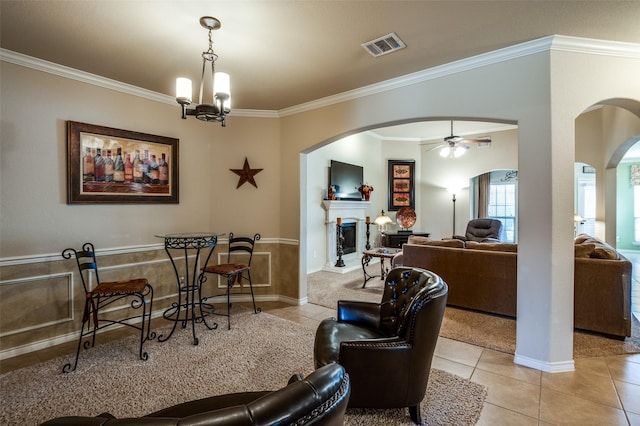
left=2, top=300, right=640, bottom=425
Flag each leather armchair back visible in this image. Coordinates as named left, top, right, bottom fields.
left=379, top=267, right=446, bottom=338
left=464, top=218, right=502, bottom=242
left=314, top=267, right=448, bottom=424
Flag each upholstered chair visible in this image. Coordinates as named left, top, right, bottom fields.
left=454, top=218, right=502, bottom=242
left=314, top=267, right=448, bottom=425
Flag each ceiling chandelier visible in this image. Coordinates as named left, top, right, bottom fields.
left=176, top=16, right=231, bottom=127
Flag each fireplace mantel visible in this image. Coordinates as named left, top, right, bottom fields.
left=321, top=200, right=371, bottom=273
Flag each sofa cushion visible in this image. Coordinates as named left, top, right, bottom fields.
left=574, top=243, right=595, bottom=258
left=407, top=236, right=465, bottom=248
left=464, top=241, right=518, bottom=252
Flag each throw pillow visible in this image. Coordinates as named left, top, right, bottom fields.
left=407, top=236, right=465, bottom=248
left=574, top=243, right=595, bottom=258
left=591, top=243, right=619, bottom=260
left=574, top=234, right=592, bottom=244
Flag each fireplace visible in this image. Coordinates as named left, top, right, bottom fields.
left=321, top=200, right=370, bottom=273
left=341, top=223, right=356, bottom=255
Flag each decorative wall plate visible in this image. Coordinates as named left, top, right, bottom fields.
left=396, top=207, right=416, bottom=230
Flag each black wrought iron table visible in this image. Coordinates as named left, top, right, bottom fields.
left=155, top=232, right=223, bottom=345
left=361, top=247, right=402, bottom=288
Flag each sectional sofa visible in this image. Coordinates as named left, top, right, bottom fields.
left=395, top=234, right=632, bottom=338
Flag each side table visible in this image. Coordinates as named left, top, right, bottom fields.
left=361, top=247, right=402, bottom=288
left=155, top=232, right=223, bottom=345
left=382, top=232, right=430, bottom=248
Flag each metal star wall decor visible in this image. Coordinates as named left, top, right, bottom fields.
left=230, top=157, right=263, bottom=188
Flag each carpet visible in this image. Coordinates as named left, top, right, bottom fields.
left=308, top=266, right=640, bottom=359
left=0, top=308, right=486, bottom=426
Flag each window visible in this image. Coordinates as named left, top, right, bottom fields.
left=487, top=182, right=516, bottom=242
left=576, top=178, right=596, bottom=237
left=635, top=185, right=640, bottom=243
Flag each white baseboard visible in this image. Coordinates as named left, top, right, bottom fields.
left=514, top=353, right=575, bottom=373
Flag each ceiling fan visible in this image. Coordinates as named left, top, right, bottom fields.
left=424, top=121, right=491, bottom=158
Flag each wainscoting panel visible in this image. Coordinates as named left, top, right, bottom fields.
left=210, top=252, right=272, bottom=290
left=0, top=240, right=293, bottom=359
left=0, top=273, right=73, bottom=337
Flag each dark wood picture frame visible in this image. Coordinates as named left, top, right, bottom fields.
left=67, top=121, right=179, bottom=204
left=388, top=160, right=415, bottom=211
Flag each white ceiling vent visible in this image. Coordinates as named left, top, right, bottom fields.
left=361, top=33, right=406, bottom=57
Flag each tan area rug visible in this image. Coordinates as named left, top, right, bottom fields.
left=308, top=266, right=640, bottom=359
left=0, top=308, right=486, bottom=426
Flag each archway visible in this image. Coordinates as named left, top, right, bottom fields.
left=301, top=117, right=518, bottom=275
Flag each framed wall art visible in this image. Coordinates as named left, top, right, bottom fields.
left=388, top=160, right=415, bottom=211
left=67, top=121, right=179, bottom=204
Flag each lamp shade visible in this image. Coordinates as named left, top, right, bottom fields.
left=214, top=72, right=230, bottom=98
left=176, top=77, right=192, bottom=105
left=374, top=212, right=392, bottom=226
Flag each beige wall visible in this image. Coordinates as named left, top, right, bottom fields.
left=0, top=61, right=292, bottom=358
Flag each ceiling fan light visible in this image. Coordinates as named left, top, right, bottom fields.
left=439, top=146, right=451, bottom=158
left=453, top=146, right=468, bottom=158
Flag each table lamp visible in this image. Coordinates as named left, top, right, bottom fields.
left=374, top=210, right=393, bottom=234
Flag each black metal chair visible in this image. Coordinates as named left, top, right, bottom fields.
left=200, top=232, right=261, bottom=329
left=61, top=242, right=154, bottom=373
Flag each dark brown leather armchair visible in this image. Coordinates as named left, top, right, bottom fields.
left=314, top=267, right=448, bottom=425
left=454, top=218, right=502, bottom=242
left=40, top=363, right=350, bottom=426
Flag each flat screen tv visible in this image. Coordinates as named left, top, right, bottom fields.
left=330, top=160, right=363, bottom=200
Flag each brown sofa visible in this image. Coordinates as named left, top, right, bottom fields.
left=396, top=235, right=632, bottom=338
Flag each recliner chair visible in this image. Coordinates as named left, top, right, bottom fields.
left=313, top=267, right=448, bottom=425
left=454, top=218, right=502, bottom=242
left=40, top=363, right=350, bottom=426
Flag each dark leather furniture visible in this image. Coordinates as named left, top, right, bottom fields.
left=314, top=267, right=448, bottom=425
left=454, top=218, right=502, bottom=242
left=40, top=363, right=350, bottom=426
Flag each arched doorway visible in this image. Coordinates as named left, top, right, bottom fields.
left=302, top=118, right=518, bottom=274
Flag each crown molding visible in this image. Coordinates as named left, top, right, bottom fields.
left=0, top=48, right=278, bottom=119
left=550, top=35, right=640, bottom=58
left=279, top=35, right=640, bottom=117
left=3, top=35, right=638, bottom=120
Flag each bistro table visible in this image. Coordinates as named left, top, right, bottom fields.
left=361, top=247, right=402, bottom=288
left=155, top=232, right=223, bottom=345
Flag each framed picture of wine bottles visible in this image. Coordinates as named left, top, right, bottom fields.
left=67, top=121, right=179, bottom=204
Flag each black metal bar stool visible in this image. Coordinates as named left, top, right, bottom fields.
left=61, top=242, right=155, bottom=373
left=200, top=233, right=261, bottom=329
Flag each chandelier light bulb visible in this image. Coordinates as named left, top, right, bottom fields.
left=176, top=77, right=192, bottom=105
